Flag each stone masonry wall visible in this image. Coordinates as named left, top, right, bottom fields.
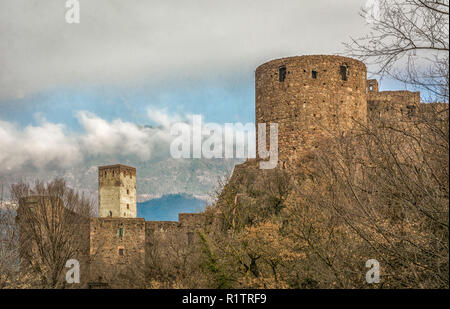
left=367, top=81, right=421, bottom=121
left=89, top=217, right=145, bottom=288
left=98, top=165, right=137, bottom=218
left=255, top=55, right=367, bottom=162
left=145, top=213, right=204, bottom=257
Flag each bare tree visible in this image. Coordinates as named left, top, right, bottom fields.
left=0, top=183, right=20, bottom=288
left=345, top=0, right=449, bottom=102
left=11, top=178, right=94, bottom=288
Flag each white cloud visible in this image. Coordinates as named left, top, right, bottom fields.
left=0, top=119, right=81, bottom=170
left=0, top=107, right=256, bottom=171
left=77, top=111, right=156, bottom=159
left=146, top=106, right=182, bottom=128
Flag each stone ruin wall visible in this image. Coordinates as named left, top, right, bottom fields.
left=255, top=55, right=368, bottom=163
left=145, top=213, right=204, bottom=260
left=367, top=79, right=422, bottom=121
left=88, top=212, right=204, bottom=288
left=254, top=55, right=448, bottom=168
left=98, top=165, right=137, bottom=218
left=89, top=217, right=146, bottom=288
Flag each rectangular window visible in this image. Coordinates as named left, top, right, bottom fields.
left=279, top=66, right=286, bottom=82
left=118, top=248, right=124, bottom=256
left=187, top=232, right=194, bottom=246
left=340, top=66, right=347, bottom=81
left=312, top=70, right=317, bottom=79
left=406, top=105, right=417, bottom=118
left=118, top=227, right=123, bottom=238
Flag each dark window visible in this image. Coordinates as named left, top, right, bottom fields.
left=279, top=66, right=286, bottom=82
left=312, top=70, right=317, bottom=79
left=127, top=189, right=130, bottom=195
left=406, top=105, right=417, bottom=118
left=118, top=228, right=123, bottom=238
left=127, top=204, right=129, bottom=210
left=118, top=248, right=124, bottom=256
left=187, top=232, right=194, bottom=246
left=340, top=65, right=347, bottom=81
left=109, top=211, right=112, bottom=217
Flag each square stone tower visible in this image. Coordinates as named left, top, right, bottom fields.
left=98, top=164, right=137, bottom=218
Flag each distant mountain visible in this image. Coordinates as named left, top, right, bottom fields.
left=0, top=156, right=241, bottom=202
left=137, top=193, right=206, bottom=221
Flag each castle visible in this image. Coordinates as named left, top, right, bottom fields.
left=17, top=164, right=204, bottom=288
left=254, top=55, right=434, bottom=163
left=17, top=55, right=445, bottom=288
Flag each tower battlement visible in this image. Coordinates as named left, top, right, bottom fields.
left=98, top=164, right=137, bottom=218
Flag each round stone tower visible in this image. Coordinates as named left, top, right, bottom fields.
left=255, top=55, right=367, bottom=162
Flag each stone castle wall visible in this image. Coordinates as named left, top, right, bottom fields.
left=145, top=213, right=203, bottom=265
left=98, top=165, right=137, bottom=218
left=255, top=55, right=368, bottom=162
left=89, top=217, right=146, bottom=288
left=89, top=162, right=205, bottom=288
left=367, top=79, right=421, bottom=121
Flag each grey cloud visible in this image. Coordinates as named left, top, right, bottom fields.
left=0, top=0, right=368, bottom=99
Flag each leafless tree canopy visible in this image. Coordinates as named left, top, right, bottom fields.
left=346, top=0, right=449, bottom=102
left=8, top=178, right=93, bottom=288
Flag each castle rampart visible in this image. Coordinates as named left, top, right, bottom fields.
left=255, top=55, right=368, bottom=161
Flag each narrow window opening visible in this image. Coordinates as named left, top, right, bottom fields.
left=127, top=189, right=130, bottom=195
left=118, top=248, right=124, bottom=256
left=127, top=204, right=129, bottom=210
left=340, top=65, right=348, bottom=81
left=279, top=66, right=286, bottom=82
left=118, top=227, right=123, bottom=238
left=109, top=211, right=112, bottom=217
left=406, top=105, right=417, bottom=118
left=312, top=70, right=317, bottom=79
left=187, top=232, right=194, bottom=246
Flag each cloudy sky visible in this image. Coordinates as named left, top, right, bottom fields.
left=0, top=0, right=402, bottom=175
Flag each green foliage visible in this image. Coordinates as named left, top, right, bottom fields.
left=197, top=231, right=234, bottom=289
